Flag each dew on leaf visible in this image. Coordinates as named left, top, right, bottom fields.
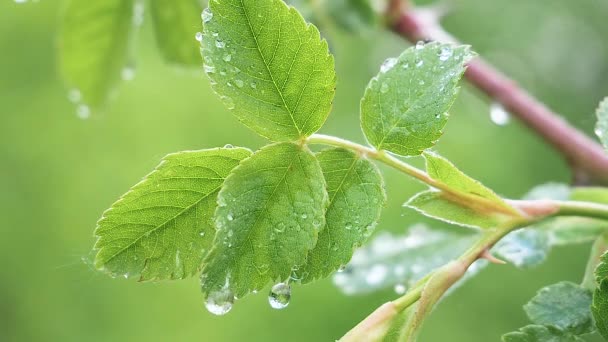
left=380, top=58, right=398, bottom=73
left=416, top=60, right=424, bottom=67
left=195, top=32, right=203, bottom=42
left=380, top=83, right=389, bottom=94
left=215, top=40, right=226, bottom=49
left=223, top=144, right=234, bottom=149
left=205, top=288, right=235, bottom=316
left=201, top=8, right=213, bottom=23
left=415, top=41, right=425, bottom=50
left=223, top=54, right=232, bottom=62
left=204, top=64, right=215, bottom=74
left=268, top=282, right=291, bottom=309
left=235, top=79, right=244, bottom=88
left=438, top=46, right=453, bottom=61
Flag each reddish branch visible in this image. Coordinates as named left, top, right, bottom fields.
left=388, top=3, right=608, bottom=185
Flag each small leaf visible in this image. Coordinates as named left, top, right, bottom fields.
left=595, top=250, right=608, bottom=284
left=333, top=224, right=479, bottom=295
left=300, top=148, right=385, bottom=283
left=201, top=0, right=336, bottom=141
left=493, top=229, right=550, bottom=268
left=150, top=0, right=205, bottom=66
left=405, top=152, right=519, bottom=229
left=593, top=279, right=608, bottom=339
left=523, top=282, right=593, bottom=335
left=361, top=42, right=474, bottom=156
left=60, top=0, right=138, bottom=109
left=595, top=97, right=608, bottom=149
left=502, top=325, right=585, bottom=342
left=200, top=142, right=328, bottom=298
left=94, top=147, right=252, bottom=281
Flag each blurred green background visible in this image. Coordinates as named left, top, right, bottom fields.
left=2, top=0, right=608, bottom=341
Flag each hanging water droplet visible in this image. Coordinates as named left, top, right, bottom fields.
left=201, top=8, right=213, bottom=23
left=438, top=46, right=453, bottom=62
left=76, top=104, right=90, bottom=120
left=380, top=83, right=389, bottom=94
left=380, top=58, right=398, bottom=73
left=490, top=102, right=510, bottom=126
left=394, top=284, right=406, bottom=295
left=205, top=288, right=235, bottom=315
left=68, top=89, right=81, bottom=103
left=235, top=79, right=244, bottom=88
left=223, top=54, right=232, bottom=62
left=415, top=41, right=425, bottom=50
left=195, top=32, right=203, bottom=42
left=268, top=282, right=291, bottom=309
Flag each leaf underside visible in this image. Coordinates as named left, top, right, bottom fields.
left=94, top=147, right=252, bottom=281
left=150, top=0, right=205, bottom=66
left=300, top=148, right=385, bottom=283
left=60, top=0, right=136, bottom=109
left=361, top=42, right=473, bottom=156
left=201, top=0, right=336, bottom=141
left=200, top=142, right=328, bottom=298
left=502, top=325, right=585, bottom=342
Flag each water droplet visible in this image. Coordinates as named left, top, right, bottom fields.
left=380, top=83, right=389, bottom=94
left=227, top=213, right=234, bottom=221
left=394, top=284, right=406, bottom=295
left=223, top=54, right=232, bottom=62
left=235, top=79, right=244, bottom=88
left=223, top=144, right=234, bottom=149
left=345, top=223, right=353, bottom=230
left=199, top=231, right=206, bottom=237
left=68, top=89, right=81, bottom=103
left=76, top=104, right=90, bottom=120
left=195, top=32, right=203, bottom=42
left=201, top=8, right=213, bottom=23
left=221, top=96, right=235, bottom=109
left=380, top=58, right=398, bottom=73
left=415, top=41, right=425, bottom=50
left=205, top=288, right=234, bottom=315
left=438, top=46, right=453, bottom=61
left=268, top=283, right=291, bottom=309
left=301, top=213, right=307, bottom=219
left=121, top=64, right=136, bottom=81
left=204, top=64, right=215, bottom=74
left=215, top=40, right=226, bottom=49
left=250, top=82, right=257, bottom=89
left=416, top=60, right=424, bottom=68
left=490, top=102, right=510, bottom=126
left=419, top=80, right=425, bottom=86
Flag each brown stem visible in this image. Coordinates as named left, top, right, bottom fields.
left=389, top=5, right=608, bottom=185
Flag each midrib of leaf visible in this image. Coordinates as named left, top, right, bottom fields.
left=102, top=184, right=222, bottom=264
left=239, top=0, right=301, bottom=135
left=329, top=157, right=359, bottom=203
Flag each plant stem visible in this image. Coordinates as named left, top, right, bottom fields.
left=387, top=2, right=608, bottom=185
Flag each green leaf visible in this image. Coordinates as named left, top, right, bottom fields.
left=360, top=42, right=474, bottom=156
left=333, top=224, right=480, bottom=295
left=571, top=187, right=608, bottom=204
left=595, top=97, right=608, bottom=149
left=502, top=325, right=585, bottom=342
left=593, top=279, right=608, bottom=339
left=523, top=282, right=593, bottom=335
left=59, top=0, right=137, bottom=109
left=405, top=152, right=518, bottom=229
left=94, top=147, right=252, bottom=281
left=150, top=0, right=205, bottom=66
left=200, top=142, right=328, bottom=298
left=325, top=0, right=378, bottom=33
left=299, top=148, right=385, bottom=283
left=595, top=250, right=608, bottom=284
left=201, top=0, right=336, bottom=141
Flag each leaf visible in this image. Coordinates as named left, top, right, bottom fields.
left=523, top=282, right=593, bottom=335
left=360, top=42, right=474, bottom=156
left=325, top=0, right=378, bottom=33
left=595, top=250, right=608, bottom=284
left=404, top=152, right=519, bottom=229
left=595, top=97, right=608, bottom=149
left=150, top=0, right=205, bottom=66
left=200, top=142, right=328, bottom=298
left=59, top=0, right=138, bottom=109
left=593, top=279, right=608, bottom=339
left=493, top=229, right=550, bottom=268
left=94, top=147, right=252, bottom=281
left=201, top=0, right=336, bottom=141
left=333, top=224, right=480, bottom=295
left=571, top=187, right=608, bottom=205
left=299, top=148, right=385, bottom=283
left=502, top=325, right=585, bottom=342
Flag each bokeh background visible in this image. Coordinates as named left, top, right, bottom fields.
left=2, top=0, right=608, bottom=341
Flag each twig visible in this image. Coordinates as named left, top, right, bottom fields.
left=388, top=3, right=608, bottom=185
